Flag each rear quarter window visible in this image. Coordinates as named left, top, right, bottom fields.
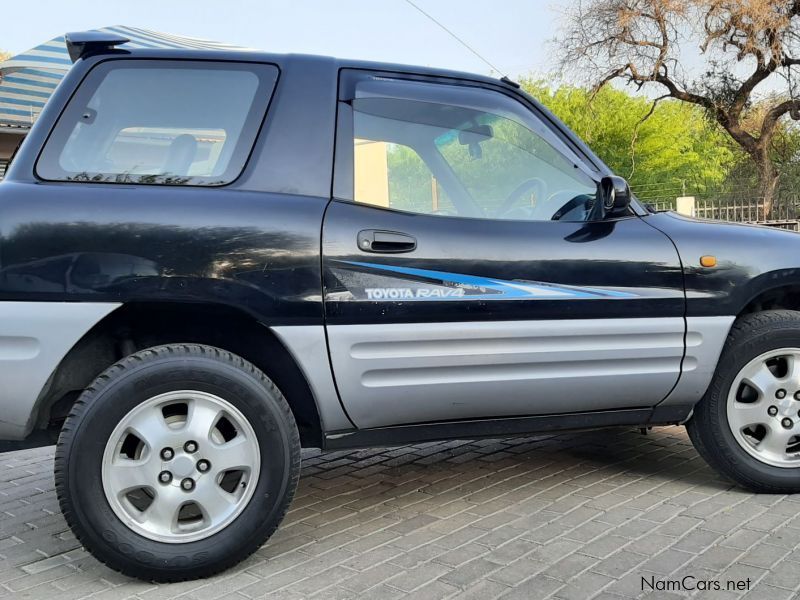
left=37, top=60, right=278, bottom=186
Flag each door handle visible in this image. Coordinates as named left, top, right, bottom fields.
left=357, top=229, right=417, bottom=253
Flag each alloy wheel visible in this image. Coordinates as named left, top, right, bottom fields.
left=101, top=390, right=260, bottom=543
left=727, top=348, right=800, bottom=468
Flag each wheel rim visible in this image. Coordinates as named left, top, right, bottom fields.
left=727, top=348, right=800, bottom=468
left=101, top=390, right=260, bottom=543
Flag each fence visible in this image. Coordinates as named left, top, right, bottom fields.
left=650, top=195, right=800, bottom=230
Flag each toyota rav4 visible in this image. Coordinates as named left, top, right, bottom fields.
left=2, top=31, right=800, bottom=581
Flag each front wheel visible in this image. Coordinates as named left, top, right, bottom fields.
left=55, top=344, right=301, bottom=582
left=688, top=311, right=800, bottom=493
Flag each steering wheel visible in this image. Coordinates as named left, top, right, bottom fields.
left=494, top=177, right=547, bottom=218
left=551, top=193, right=594, bottom=221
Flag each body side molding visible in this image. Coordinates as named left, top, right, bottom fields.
left=271, top=325, right=354, bottom=431
left=327, top=317, right=688, bottom=429
left=659, top=315, right=735, bottom=406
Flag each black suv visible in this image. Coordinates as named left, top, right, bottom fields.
left=3, top=31, right=800, bottom=581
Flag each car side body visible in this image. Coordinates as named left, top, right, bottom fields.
left=2, top=43, right=800, bottom=451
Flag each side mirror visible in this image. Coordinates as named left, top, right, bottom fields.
left=599, top=175, right=631, bottom=219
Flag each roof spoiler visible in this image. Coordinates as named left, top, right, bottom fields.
left=65, top=31, right=130, bottom=63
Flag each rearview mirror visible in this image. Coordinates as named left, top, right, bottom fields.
left=458, top=124, right=493, bottom=159
left=458, top=124, right=493, bottom=146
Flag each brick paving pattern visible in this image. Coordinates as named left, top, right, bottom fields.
left=1, top=426, right=799, bottom=599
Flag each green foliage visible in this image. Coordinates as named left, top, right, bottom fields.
left=521, top=80, right=740, bottom=199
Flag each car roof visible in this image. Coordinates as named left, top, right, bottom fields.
left=86, top=46, right=514, bottom=90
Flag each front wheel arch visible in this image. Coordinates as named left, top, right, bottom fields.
left=687, top=309, right=800, bottom=492
left=735, top=273, right=800, bottom=318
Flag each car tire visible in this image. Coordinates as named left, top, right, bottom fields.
left=687, top=310, right=800, bottom=493
left=54, top=344, right=301, bottom=582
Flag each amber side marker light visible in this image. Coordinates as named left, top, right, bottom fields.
left=700, top=255, right=717, bottom=268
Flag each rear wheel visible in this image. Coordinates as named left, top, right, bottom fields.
left=688, top=311, right=800, bottom=492
left=55, top=344, right=301, bottom=582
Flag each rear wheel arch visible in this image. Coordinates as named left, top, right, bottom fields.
left=34, top=301, right=324, bottom=447
left=55, top=342, right=302, bottom=581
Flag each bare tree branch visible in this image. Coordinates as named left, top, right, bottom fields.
left=556, top=0, right=800, bottom=216
left=762, top=98, right=800, bottom=137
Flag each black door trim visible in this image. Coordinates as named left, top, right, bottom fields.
left=322, top=406, right=693, bottom=450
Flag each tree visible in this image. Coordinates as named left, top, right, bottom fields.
left=558, top=0, right=800, bottom=216
left=523, top=81, right=737, bottom=199
left=0, top=51, right=9, bottom=62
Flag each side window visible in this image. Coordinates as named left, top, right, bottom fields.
left=349, top=84, right=599, bottom=222
left=355, top=139, right=457, bottom=215
left=37, top=60, right=278, bottom=186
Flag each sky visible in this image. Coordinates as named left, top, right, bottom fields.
left=0, top=0, right=573, bottom=79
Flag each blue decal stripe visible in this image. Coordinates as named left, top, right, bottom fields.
left=571, top=285, right=637, bottom=298
left=347, top=261, right=518, bottom=297
left=342, top=261, right=637, bottom=300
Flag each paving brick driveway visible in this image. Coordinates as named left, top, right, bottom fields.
left=2, top=426, right=800, bottom=600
